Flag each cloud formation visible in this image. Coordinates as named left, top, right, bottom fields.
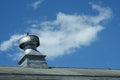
left=0, top=34, right=24, bottom=51
left=30, top=0, right=44, bottom=9
left=0, top=4, right=111, bottom=60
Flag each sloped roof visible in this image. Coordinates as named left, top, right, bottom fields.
left=0, top=66, right=120, bottom=80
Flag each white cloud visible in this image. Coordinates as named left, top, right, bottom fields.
left=0, top=34, right=24, bottom=51
left=0, top=4, right=112, bottom=60
left=91, top=4, right=111, bottom=24
left=30, top=0, right=44, bottom=9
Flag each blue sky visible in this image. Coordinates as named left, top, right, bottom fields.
left=0, top=0, right=120, bottom=69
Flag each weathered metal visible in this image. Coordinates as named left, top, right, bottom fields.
left=18, top=33, right=48, bottom=68
left=19, top=34, right=40, bottom=49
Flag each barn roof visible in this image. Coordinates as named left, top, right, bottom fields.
left=0, top=66, right=120, bottom=80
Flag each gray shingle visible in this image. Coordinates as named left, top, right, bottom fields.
left=0, top=66, right=120, bottom=80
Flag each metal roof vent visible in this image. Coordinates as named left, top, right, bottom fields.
left=18, top=33, right=48, bottom=68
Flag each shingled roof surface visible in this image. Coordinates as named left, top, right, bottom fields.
left=0, top=66, right=120, bottom=80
